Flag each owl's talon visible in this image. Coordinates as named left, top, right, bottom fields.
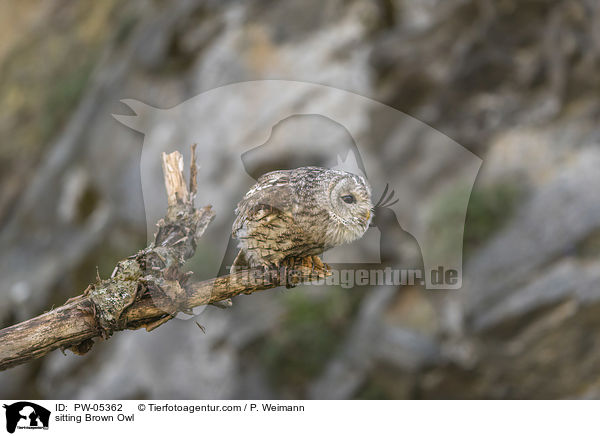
left=311, top=255, right=327, bottom=277
left=301, top=256, right=313, bottom=270
left=312, top=255, right=324, bottom=270
left=278, top=255, right=329, bottom=286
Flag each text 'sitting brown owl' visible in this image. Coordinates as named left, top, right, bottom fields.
left=231, top=166, right=373, bottom=272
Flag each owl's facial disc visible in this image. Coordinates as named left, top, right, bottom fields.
left=328, top=173, right=373, bottom=245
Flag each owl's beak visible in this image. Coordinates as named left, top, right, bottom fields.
left=365, top=210, right=371, bottom=222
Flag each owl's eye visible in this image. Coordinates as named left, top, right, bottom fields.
left=341, top=194, right=356, bottom=204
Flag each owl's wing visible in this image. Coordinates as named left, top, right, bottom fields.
left=232, top=171, right=294, bottom=237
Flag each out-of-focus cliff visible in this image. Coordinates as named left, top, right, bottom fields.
left=1, top=0, right=600, bottom=399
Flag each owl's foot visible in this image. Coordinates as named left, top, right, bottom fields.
left=309, top=255, right=329, bottom=273
left=280, top=256, right=330, bottom=288
left=308, top=255, right=331, bottom=280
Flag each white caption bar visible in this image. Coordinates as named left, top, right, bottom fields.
left=0, top=400, right=595, bottom=436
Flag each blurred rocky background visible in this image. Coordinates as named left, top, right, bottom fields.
left=2, top=0, right=600, bottom=399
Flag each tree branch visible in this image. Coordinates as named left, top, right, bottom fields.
left=0, top=147, right=328, bottom=371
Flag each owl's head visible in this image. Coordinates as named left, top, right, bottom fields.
left=327, top=170, right=373, bottom=245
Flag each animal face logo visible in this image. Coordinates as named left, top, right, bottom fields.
left=114, top=80, right=480, bottom=296
left=3, top=402, right=50, bottom=433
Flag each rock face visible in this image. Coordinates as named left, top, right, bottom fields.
left=1, top=0, right=600, bottom=399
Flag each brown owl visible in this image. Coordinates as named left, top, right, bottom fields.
left=231, top=166, right=373, bottom=272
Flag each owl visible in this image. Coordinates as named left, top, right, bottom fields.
left=231, top=166, right=373, bottom=272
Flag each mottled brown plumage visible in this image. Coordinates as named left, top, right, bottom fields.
left=231, top=166, right=373, bottom=271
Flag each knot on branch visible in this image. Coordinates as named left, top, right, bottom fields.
left=89, top=259, right=142, bottom=338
